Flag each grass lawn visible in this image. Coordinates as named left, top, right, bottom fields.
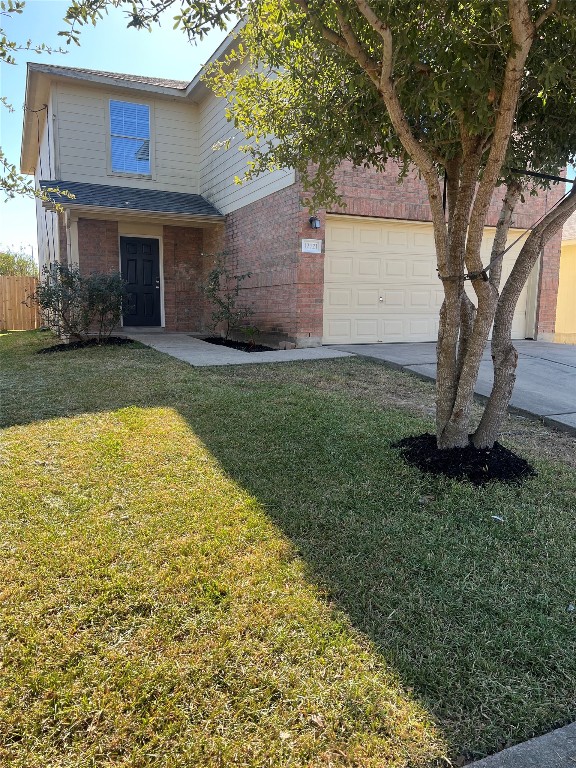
left=1, top=330, right=576, bottom=767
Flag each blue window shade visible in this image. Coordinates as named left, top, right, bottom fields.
left=110, top=101, right=151, bottom=174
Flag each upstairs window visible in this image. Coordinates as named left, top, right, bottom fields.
left=110, top=100, right=151, bottom=175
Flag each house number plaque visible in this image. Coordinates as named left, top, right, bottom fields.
left=301, top=239, right=323, bottom=254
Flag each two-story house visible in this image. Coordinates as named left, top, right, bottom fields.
left=20, top=36, right=564, bottom=348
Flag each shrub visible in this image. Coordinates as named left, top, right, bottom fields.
left=83, top=272, right=127, bottom=340
left=30, top=264, right=126, bottom=342
left=202, top=254, right=255, bottom=340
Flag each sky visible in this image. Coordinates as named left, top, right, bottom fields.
left=0, top=0, right=229, bottom=258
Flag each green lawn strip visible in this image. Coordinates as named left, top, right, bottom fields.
left=1, top=331, right=575, bottom=766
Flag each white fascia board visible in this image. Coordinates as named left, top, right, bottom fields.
left=185, top=19, right=246, bottom=102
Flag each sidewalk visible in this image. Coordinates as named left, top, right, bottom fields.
left=470, top=722, right=576, bottom=767
left=123, top=332, right=354, bottom=366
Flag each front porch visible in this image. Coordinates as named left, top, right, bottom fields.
left=40, top=180, right=225, bottom=333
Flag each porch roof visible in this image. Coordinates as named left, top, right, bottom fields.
left=39, top=180, right=223, bottom=222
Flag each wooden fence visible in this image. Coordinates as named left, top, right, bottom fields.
left=0, top=276, right=41, bottom=331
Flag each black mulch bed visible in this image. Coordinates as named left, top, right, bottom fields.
left=393, top=433, right=536, bottom=486
left=202, top=337, right=275, bottom=353
left=37, top=337, right=137, bottom=354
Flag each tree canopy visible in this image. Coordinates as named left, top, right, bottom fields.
left=58, top=1, right=576, bottom=203
left=0, top=247, right=38, bottom=276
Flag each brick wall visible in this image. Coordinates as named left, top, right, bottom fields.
left=77, top=219, right=119, bottom=273
left=72, top=160, right=563, bottom=342
left=326, top=159, right=564, bottom=230
left=222, top=184, right=313, bottom=346
left=536, top=231, right=563, bottom=338
left=162, top=225, right=204, bottom=332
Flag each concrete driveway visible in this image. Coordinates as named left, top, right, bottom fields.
left=335, top=340, right=576, bottom=435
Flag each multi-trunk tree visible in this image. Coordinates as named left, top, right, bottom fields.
left=29, top=1, right=576, bottom=448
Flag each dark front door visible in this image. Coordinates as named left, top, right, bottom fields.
left=120, top=237, right=161, bottom=327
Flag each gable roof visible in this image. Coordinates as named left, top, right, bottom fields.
left=29, top=63, right=189, bottom=90
left=39, top=180, right=223, bottom=221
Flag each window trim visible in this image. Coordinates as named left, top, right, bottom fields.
left=106, top=98, right=155, bottom=180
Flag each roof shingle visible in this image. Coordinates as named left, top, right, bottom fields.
left=33, top=63, right=189, bottom=90
left=40, top=180, right=222, bottom=218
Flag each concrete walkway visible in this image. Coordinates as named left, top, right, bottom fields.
left=470, top=722, right=576, bottom=767
left=335, top=340, right=576, bottom=435
left=124, top=332, right=353, bottom=366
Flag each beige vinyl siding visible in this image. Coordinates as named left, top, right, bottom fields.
left=55, top=83, right=199, bottom=193
left=198, top=87, right=295, bottom=214
left=35, top=93, right=59, bottom=271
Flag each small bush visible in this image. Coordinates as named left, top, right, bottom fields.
left=30, top=264, right=126, bottom=342
left=202, top=254, right=255, bottom=340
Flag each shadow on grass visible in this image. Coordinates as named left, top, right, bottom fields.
left=2, top=331, right=576, bottom=762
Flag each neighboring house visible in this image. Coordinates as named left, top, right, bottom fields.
left=557, top=211, right=576, bottom=343
left=20, top=38, right=564, bottom=348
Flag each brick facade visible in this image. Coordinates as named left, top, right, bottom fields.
left=536, top=232, right=563, bottom=339
left=77, top=219, right=120, bottom=274
left=162, top=225, right=205, bottom=332
left=326, top=159, right=564, bottom=230
left=73, top=161, right=564, bottom=343
left=222, top=184, right=307, bottom=346
left=75, top=219, right=223, bottom=333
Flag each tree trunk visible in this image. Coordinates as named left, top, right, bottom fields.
left=474, top=186, right=576, bottom=448
left=436, top=284, right=468, bottom=447
left=435, top=182, right=519, bottom=449
left=437, top=283, right=498, bottom=448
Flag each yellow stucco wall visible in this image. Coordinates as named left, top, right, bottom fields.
left=555, top=241, right=576, bottom=342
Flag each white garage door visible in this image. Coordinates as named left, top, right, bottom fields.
left=323, top=216, right=532, bottom=344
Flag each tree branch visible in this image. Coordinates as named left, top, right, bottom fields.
left=291, top=0, right=353, bottom=57
left=334, top=5, right=380, bottom=85
left=534, top=0, right=558, bottom=30
left=352, top=0, right=447, bottom=264
left=465, top=0, right=536, bottom=277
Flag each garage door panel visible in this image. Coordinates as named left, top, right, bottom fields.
left=326, top=256, right=354, bottom=278
left=384, top=260, right=408, bottom=278
left=327, top=224, right=354, bottom=247
left=323, top=217, right=530, bottom=344
left=325, top=289, right=352, bottom=309
left=387, top=230, right=409, bottom=246
left=410, top=260, right=436, bottom=279
left=382, top=319, right=404, bottom=337
left=414, top=232, right=435, bottom=248
left=358, top=226, right=383, bottom=246
left=357, top=288, right=380, bottom=306
left=358, top=259, right=381, bottom=277
left=409, top=290, right=436, bottom=308
left=326, top=318, right=352, bottom=337
left=356, top=319, right=380, bottom=338
left=382, top=290, right=404, bottom=306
